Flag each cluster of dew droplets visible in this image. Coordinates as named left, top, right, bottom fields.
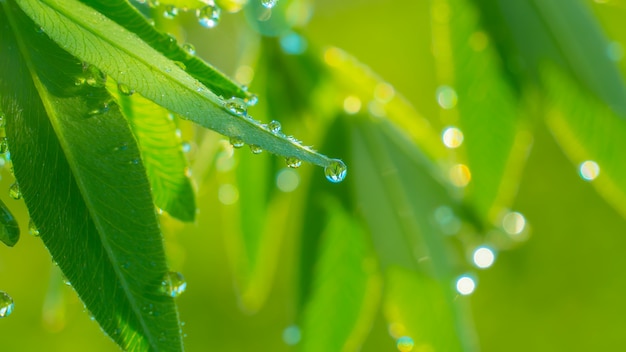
left=133, top=0, right=223, bottom=29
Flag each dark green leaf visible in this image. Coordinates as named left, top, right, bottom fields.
left=0, top=3, right=181, bottom=350
left=0, top=198, right=19, bottom=247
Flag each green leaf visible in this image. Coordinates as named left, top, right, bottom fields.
left=0, top=3, right=181, bottom=351
left=80, top=0, right=250, bottom=101
left=436, top=0, right=531, bottom=222
left=0, top=198, right=20, bottom=247
left=299, top=200, right=382, bottom=352
left=110, top=85, right=196, bottom=222
left=544, top=66, right=626, bottom=219
left=15, top=0, right=341, bottom=170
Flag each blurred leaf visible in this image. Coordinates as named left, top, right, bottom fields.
left=435, top=0, right=531, bottom=222
left=544, top=66, right=626, bottom=219
left=16, top=0, right=341, bottom=169
left=0, top=3, right=181, bottom=350
left=82, top=0, right=250, bottom=100
left=298, top=199, right=381, bottom=352
left=0, top=198, right=19, bottom=247
left=110, top=85, right=196, bottom=222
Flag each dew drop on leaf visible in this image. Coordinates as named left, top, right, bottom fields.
left=196, top=4, right=221, bottom=29
left=9, top=182, right=21, bottom=200
left=579, top=160, right=600, bottom=181
left=455, top=275, right=476, bottom=295
left=117, top=83, right=135, bottom=96
left=223, top=97, right=247, bottom=116
left=182, top=43, right=196, bottom=55
left=267, top=120, right=282, bottom=134
left=436, top=85, right=458, bottom=109
left=262, top=0, right=278, bottom=9
left=163, top=5, right=179, bottom=19
left=285, top=157, right=302, bottom=168
left=396, top=336, right=414, bottom=352
left=0, top=291, right=14, bottom=318
left=29, top=219, right=40, bottom=237
left=249, top=144, right=263, bottom=154
left=324, top=159, right=347, bottom=183
left=230, top=136, right=244, bottom=148
left=0, top=137, right=9, bottom=154
left=472, top=246, right=495, bottom=269
left=245, top=94, right=258, bottom=106
left=160, top=272, right=187, bottom=298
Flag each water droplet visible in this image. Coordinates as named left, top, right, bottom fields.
left=442, top=126, right=464, bottom=148
left=436, top=85, right=458, bottom=109
left=163, top=5, right=178, bottom=19
left=502, top=211, right=526, bottom=236
left=29, top=219, right=40, bottom=237
left=62, top=274, right=71, bottom=286
left=74, top=77, right=86, bottom=86
left=449, top=164, right=471, bottom=187
left=396, top=336, right=414, bottom=352
left=147, top=0, right=160, bottom=8
left=129, top=158, right=140, bottom=165
left=182, top=142, right=192, bottom=153
left=182, top=43, right=196, bottom=55
left=343, top=95, right=362, bottom=114
left=0, top=113, right=5, bottom=128
left=117, top=83, right=134, bottom=96
left=160, top=271, right=187, bottom=298
left=174, top=61, right=187, bottom=71
left=472, top=246, right=495, bottom=269
left=282, top=325, right=301, bottom=345
left=0, top=138, right=8, bottom=154
left=0, top=291, right=15, bottom=318
left=455, top=275, right=476, bottom=295
left=579, top=160, right=600, bottom=181
left=268, top=120, right=282, bottom=134
left=249, top=144, right=263, bottom=154
left=285, top=157, right=301, bottom=168
left=85, top=66, right=107, bottom=88
left=9, top=182, right=21, bottom=200
left=88, top=102, right=110, bottom=116
left=262, top=0, right=278, bottom=8
left=229, top=136, right=244, bottom=148
left=324, top=159, right=347, bottom=183
left=245, top=94, right=258, bottom=106
left=218, top=184, right=239, bottom=205
left=196, top=4, right=221, bottom=28
left=223, top=97, right=247, bottom=116
left=276, top=169, right=300, bottom=192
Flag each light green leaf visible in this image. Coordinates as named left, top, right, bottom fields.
left=0, top=198, right=19, bottom=247
left=110, top=85, right=196, bottom=222
left=0, top=3, right=181, bottom=350
left=299, top=200, right=382, bottom=352
left=544, top=66, right=626, bottom=219
left=16, top=0, right=341, bottom=170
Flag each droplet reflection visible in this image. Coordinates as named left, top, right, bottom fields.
left=579, top=160, right=600, bottom=181
left=455, top=275, right=476, bottom=295
left=502, top=211, right=526, bottom=235
left=396, top=336, right=415, bottom=352
left=442, top=126, right=464, bottom=148
left=436, top=85, right=458, bottom=109
left=472, top=246, right=495, bottom=269
left=0, top=291, right=14, bottom=317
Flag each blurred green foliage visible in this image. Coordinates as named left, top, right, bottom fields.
left=2, top=0, right=626, bottom=351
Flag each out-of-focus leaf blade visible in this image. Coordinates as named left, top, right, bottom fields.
left=544, top=67, right=626, bottom=219
left=299, top=200, right=382, bottom=352
left=110, top=86, right=196, bottom=222
left=435, top=0, right=531, bottom=222
left=0, top=3, right=181, bottom=350
left=80, top=0, right=250, bottom=100
left=16, top=0, right=340, bottom=169
left=0, top=198, right=19, bottom=247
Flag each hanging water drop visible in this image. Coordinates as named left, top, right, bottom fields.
left=324, top=159, right=347, bottom=183
left=396, top=336, right=414, bottom=352
left=249, top=145, right=263, bottom=154
left=230, top=136, right=244, bottom=148
left=224, top=97, right=247, bottom=116
left=182, top=43, right=196, bottom=55
left=163, top=5, right=179, bottom=19
left=285, top=157, right=302, bottom=168
left=0, top=137, right=8, bottom=154
left=196, top=4, right=221, bottom=28
left=160, top=271, right=187, bottom=298
left=29, top=219, right=40, bottom=237
left=268, top=120, right=282, bottom=134
left=262, top=0, right=278, bottom=8
left=117, top=83, right=135, bottom=96
left=0, top=291, right=14, bottom=318
left=9, top=182, right=21, bottom=200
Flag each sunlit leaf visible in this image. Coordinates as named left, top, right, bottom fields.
left=0, top=3, right=181, bottom=350
left=15, top=0, right=341, bottom=170
left=110, top=85, right=196, bottom=222
left=544, top=66, right=626, bottom=219
left=299, top=200, right=382, bottom=352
